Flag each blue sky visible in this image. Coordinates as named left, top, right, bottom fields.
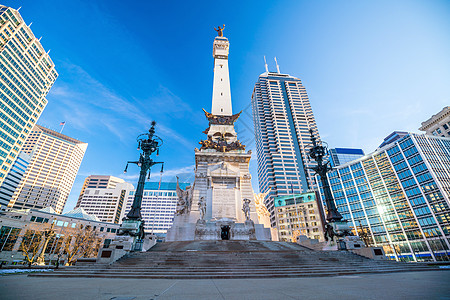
left=3, top=0, right=450, bottom=212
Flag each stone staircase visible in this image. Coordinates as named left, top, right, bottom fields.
left=29, top=240, right=444, bottom=279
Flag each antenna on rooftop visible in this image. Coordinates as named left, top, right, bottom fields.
left=263, top=56, right=268, bottom=73
left=274, top=57, right=280, bottom=73
left=28, top=22, right=32, bottom=27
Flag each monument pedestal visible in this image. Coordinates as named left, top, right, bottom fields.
left=96, top=234, right=157, bottom=265
left=166, top=150, right=272, bottom=242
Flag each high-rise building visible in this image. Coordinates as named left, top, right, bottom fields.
left=419, top=106, right=450, bottom=138
left=0, top=151, right=30, bottom=210
left=0, top=6, right=58, bottom=186
left=329, top=148, right=365, bottom=167
left=251, top=70, right=320, bottom=227
left=8, top=125, right=87, bottom=213
left=76, top=175, right=125, bottom=207
left=318, top=132, right=450, bottom=262
left=274, top=191, right=325, bottom=242
left=123, top=182, right=189, bottom=237
left=77, top=182, right=134, bottom=224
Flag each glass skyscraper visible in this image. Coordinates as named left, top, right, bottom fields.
left=329, top=148, right=365, bottom=167
left=0, top=6, right=58, bottom=186
left=318, top=132, right=450, bottom=261
left=251, top=71, right=320, bottom=227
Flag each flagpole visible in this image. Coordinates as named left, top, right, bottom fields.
left=59, top=123, right=65, bottom=134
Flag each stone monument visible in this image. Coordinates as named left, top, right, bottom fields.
left=166, top=27, right=271, bottom=241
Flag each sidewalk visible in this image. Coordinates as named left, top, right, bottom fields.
left=1, top=271, right=449, bottom=300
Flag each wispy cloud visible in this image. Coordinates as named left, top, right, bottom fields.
left=116, top=164, right=195, bottom=184
left=47, top=62, right=194, bottom=147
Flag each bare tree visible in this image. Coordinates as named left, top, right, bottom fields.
left=20, top=230, right=44, bottom=268
left=64, top=226, right=99, bottom=266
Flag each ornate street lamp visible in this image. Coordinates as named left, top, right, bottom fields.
left=308, top=129, right=342, bottom=222
left=118, top=121, right=164, bottom=249
left=308, top=129, right=351, bottom=245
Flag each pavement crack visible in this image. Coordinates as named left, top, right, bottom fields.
left=154, top=280, right=179, bottom=299
left=211, top=279, right=226, bottom=300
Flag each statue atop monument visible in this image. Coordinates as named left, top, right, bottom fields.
left=214, top=24, right=225, bottom=37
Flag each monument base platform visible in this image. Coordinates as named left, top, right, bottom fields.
left=30, top=240, right=442, bottom=279
left=166, top=219, right=271, bottom=242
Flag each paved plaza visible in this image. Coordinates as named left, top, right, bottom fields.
left=1, top=270, right=449, bottom=300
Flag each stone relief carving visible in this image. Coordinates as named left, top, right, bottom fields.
left=175, top=176, right=195, bottom=215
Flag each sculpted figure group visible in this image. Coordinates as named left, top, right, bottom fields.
left=175, top=177, right=194, bottom=215
left=199, top=136, right=245, bottom=152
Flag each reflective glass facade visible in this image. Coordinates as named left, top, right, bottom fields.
left=0, top=6, right=57, bottom=186
left=329, top=148, right=364, bottom=167
left=318, top=133, right=450, bottom=261
left=252, top=72, right=320, bottom=227
left=0, top=151, right=30, bottom=209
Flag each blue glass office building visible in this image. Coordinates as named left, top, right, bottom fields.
left=329, top=148, right=365, bottom=167
left=0, top=151, right=30, bottom=209
left=318, top=133, right=450, bottom=261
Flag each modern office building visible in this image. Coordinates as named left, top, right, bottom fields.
left=251, top=70, right=320, bottom=227
left=7, top=125, right=87, bottom=214
left=77, top=182, right=134, bottom=224
left=274, top=191, right=325, bottom=242
left=0, top=206, right=119, bottom=265
left=419, top=106, right=450, bottom=138
left=0, top=151, right=30, bottom=210
left=0, top=5, right=58, bottom=186
left=76, top=175, right=126, bottom=208
left=378, top=131, right=409, bottom=149
left=122, top=181, right=189, bottom=237
left=329, top=148, right=365, bottom=167
left=318, top=132, right=450, bottom=261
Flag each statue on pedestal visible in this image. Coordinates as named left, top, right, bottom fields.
left=198, top=197, right=206, bottom=220
left=214, top=24, right=225, bottom=37
left=242, top=198, right=251, bottom=221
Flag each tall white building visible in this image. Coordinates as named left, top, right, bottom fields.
left=0, top=5, right=58, bottom=185
left=8, top=125, right=87, bottom=213
left=76, top=175, right=125, bottom=207
left=77, top=182, right=134, bottom=224
left=251, top=70, right=320, bottom=227
left=122, top=182, right=189, bottom=237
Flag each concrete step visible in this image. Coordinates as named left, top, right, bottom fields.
left=32, top=240, right=442, bottom=279
left=30, top=268, right=445, bottom=279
